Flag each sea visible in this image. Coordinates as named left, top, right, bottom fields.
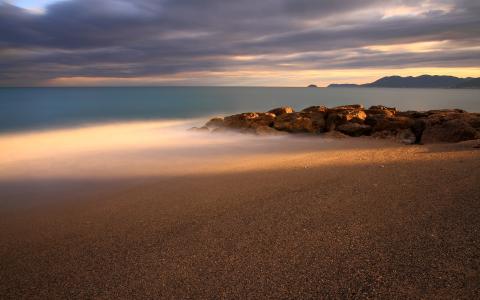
left=1, top=86, right=479, bottom=208
left=1, top=87, right=479, bottom=133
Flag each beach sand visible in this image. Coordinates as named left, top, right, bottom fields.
left=1, top=130, right=480, bottom=298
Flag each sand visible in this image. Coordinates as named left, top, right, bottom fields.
left=1, top=135, right=480, bottom=298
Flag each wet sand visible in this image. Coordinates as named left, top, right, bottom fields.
left=1, top=138, right=480, bottom=298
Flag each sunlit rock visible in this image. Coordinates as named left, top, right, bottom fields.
left=268, top=106, right=294, bottom=116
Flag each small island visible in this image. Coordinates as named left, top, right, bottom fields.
left=307, top=84, right=318, bottom=88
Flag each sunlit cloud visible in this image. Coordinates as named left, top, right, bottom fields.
left=230, top=55, right=259, bottom=61
left=42, top=67, right=480, bottom=87
left=381, top=1, right=454, bottom=19
left=365, top=41, right=451, bottom=53
left=0, top=0, right=479, bottom=86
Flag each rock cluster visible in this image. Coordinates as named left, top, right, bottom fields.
left=191, top=105, right=480, bottom=144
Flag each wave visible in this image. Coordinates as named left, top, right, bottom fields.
left=0, top=119, right=299, bottom=180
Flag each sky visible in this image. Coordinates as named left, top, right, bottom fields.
left=0, top=0, right=479, bottom=86
left=10, top=0, right=58, bottom=11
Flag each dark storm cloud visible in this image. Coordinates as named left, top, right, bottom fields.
left=0, top=0, right=479, bottom=85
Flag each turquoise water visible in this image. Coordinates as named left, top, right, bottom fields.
left=1, top=87, right=479, bottom=133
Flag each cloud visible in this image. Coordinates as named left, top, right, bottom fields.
left=0, top=0, right=479, bottom=85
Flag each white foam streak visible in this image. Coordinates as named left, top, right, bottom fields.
left=0, top=120, right=299, bottom=180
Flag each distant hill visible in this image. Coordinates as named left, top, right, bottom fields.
left=327, top=84, right=360, bottom=88
left=328, top=75, right=480, bottom=89
left=364, top=75, right=467, bottom=88
left=454, top=77, right=480, bottom=89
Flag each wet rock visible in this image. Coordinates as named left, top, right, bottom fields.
left=198, top=104, right=480, bottom=145
left=426, top=109, right=466, bottom=115
left=417, top=110, right=479, bottom=143
left=397, top=111, right=429, bottom=119
left=336, top=123, right=372, bottom=137
left=307, top=113, right=327, bottom=133
left=326, top=109, right=367, bottom=130
left=398, top=109, right=467, bottom=119
left=366, top=105, right=396, bottom=117
left=365, top=115, right=414, bottom=132
left=301, top=106, right=328, bottom=114
left=469, top=113, right=480, bottom=129
left=421, top=116, right=479, bottom=143
left=273, top=113, right=315, bottom=133
left=224, top=112, right=276, bottom=129
left=268, top=106, right=294, bottom=116
left=205, top=117, right=225, bottom=129
left=369, top=105, right=397, bottom=113
left=365, top=109, right=395, bottom=117
left=331, top=104, right=364, bottom=110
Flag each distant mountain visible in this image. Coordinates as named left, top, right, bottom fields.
left=327, top=84, right=360, bottom=88
left=328, top=75, right=480, bottom=89
left=364, top=75, right=467, bottom=88
left=454, top=77, right=480, bottom=89
left=307, top=84, right=318, bottom=88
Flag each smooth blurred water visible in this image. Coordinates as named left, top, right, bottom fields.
left=1, top=87, right=479, bottom=133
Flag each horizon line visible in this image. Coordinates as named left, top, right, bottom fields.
left=1, top=74, right=478, bottom=89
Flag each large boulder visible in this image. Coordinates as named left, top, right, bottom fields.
left=254, top=113, right=276, bottom=127
left=367, top=110, right=480, bottom=144
left=396, top=111, right=430, bottom=119
left=422, top=119, right=478, bottom=143
left=273, top=113, right=318, bottom=133
left=268, top=106, right=294, bottom=116
left=397, top=109, right=466, bottom=119
left=301, top=106, right=328, bottom=114
left=309, top=113, right=327, bottom=133
left=300, top=106, right=328, bottom=133
left=223, top=112, right=276, bottom=129
left=426, top=109, right=466, bottom=115
left=205, top=117, right=225, bottom=129
left=372, top=129, right=416, bottom=144
left=369, top=105, right=397, bottom=113
left=336, top=123, right=372, bottom=137
left=331, top=104, right=364, bottom=110
left=365, top=115, right=414, bottom=132
left=365, top=109, right=394, bottom=118
left=366, top=105, right=397, bottom=118
left=469, top=113, right=480, bottom=129
left=423, top=110, right=476, bottom=126
left=326, top=108, right=367, bottom=131
left=420, top=112, right=480, bottom=143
